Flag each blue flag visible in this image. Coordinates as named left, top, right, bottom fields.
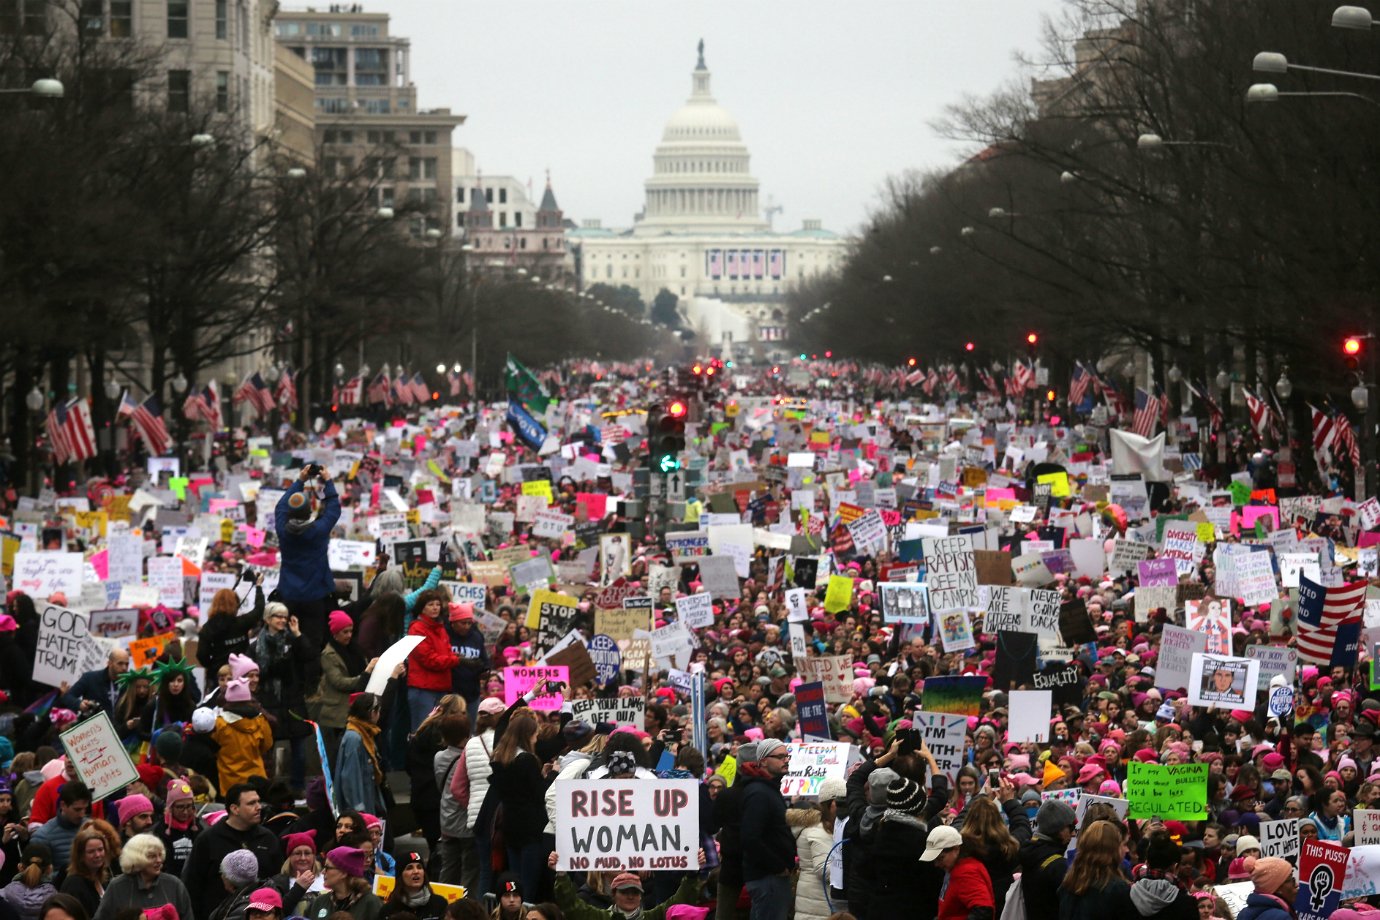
left=507, top=397, right=547, bottom=450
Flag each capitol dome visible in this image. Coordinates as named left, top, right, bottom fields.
left=634, top=42, right=769, bottom=237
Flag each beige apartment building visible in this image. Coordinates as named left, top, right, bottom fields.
left=274, top=4, right=464, bottom=235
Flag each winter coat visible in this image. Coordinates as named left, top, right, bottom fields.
left=1130, top=878, right=1200, bottom=920
left=969, top=801, right=1031, bottom=916
left=406, top=615, right=460, bottom=692
left=1235, top=892, right=1296, bottom=920
left=463, top=729, right=495, bottom=831
left=738, top=767, right=795, bottom=882
left=336, top=725, right=384, bottom=815
left=92, top=873, right=193, bottom=920
left=447, top=622, right=486, bottom=698
left=254, top=625, right=315, bottom=739
left=868, top=812, right=944, bottom=920
left=211, top=711, right=274, bottom=789
left=408, top=721, right=445, bottom=844
left=58, top=874, right=103, bottom=919
left=380, top=891, right=448, bottom=920
left=435, top=745, right=466, bottom=839
left=553, top=873, right=700, bottom=920
left=310, top=640, right=370, bottom=730
left=0, top=880, right=56, bottom=920
left=1017, top=835, right=1069, bottom=920
left=275, top=479, right=341, bottom=602
left=544, top=753, right=593, bottom=835
left=486, top=750, right=552, bottom=848
left=180, top=810, right=284, bottom=920
left=787, top=808, right=834, bottom=920
left=198, top=588, right=265, bottom=678
left=304, top=889, right=383, bottom=920
left=1058, top=877, right=1133, bottom=920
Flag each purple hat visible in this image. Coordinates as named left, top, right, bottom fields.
left=326, top=846, right=367, bottom=878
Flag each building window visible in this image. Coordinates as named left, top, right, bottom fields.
left=484, top=189, right=493, bottom=204
left=166, top=0, right=187, bottom=37
left=167, top=69, right=190, bottom=112
left=215, top=0, right=226, bottom=38
left=456, top=187, right=464, bottom=204
left=499, top=189, right=507, bottom=204
left=457, top=213, right=464, bottom=228
left=498, top=212, right=507, bottom=228
left=514, top=212, right=522, bottom=228
left=408, top=156, right=436, bottom=180
left=520, top=237, right=527, bottom=249
left=215, top=71, right=229, bottom=112
left=110, top=0, right=131, bottom=35
left=275, top=21, right=299, bottom=36
left=363, top=98, right=390, bottom=114
left=80, top=0, right=102, bottom=34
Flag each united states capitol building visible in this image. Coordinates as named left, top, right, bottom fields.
left=570, top=43, right=848, bottom=359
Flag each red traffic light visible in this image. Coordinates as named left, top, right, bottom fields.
left=1026, top=332, right=1039, bottom=345
left=907, top=357, right=917, bottom=367
left=1046, top=389, right=1056, bottom=402
left=705, top=365, right=716, bottom=376
left=692, top=363, right=703, bottom=375
left=668, top=400, right=687, bottom=418
left=965, top=342, right=975, bottom=352
left=1345, top=337, right=1363, bottom=356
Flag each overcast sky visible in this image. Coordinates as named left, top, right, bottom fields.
left=376, top=0, right=1068, bottom=236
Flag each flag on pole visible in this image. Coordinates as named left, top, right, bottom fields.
left=1295, top=574, right=1366, bottom=667
left=447, top=369, right=462, bottom=397
left=1244, top=388, right=1273, bottom=440
left=391, top=374, right=413, bottom=406
left=1069, top=362, right=1091, bottom=408
left=274, top=368, right=298, bottom=412
left=410, top=372, right=430, bottom=403
left=505, top=354, right=551, bottom=414
left=203, top=381, right=223, bottom=430
left=1333, top=410, right=1361, bottom=470
left=46, top=398, right=97, bottom=464
left=336, top=374, right=363, bottom=406
left=122, top=392, right=171, bottom=457
left=233, top=373, right=275, bottom=417
left=1131, top=387, right=1161, bottom=438
left=367, top=370, right=391, bottom=407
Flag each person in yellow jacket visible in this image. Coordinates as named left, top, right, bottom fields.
left=208, top=677, right=274, bottom=790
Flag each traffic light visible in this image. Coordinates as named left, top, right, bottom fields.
left=1346, top=336, right=1364, bottom=371
left=651, top=398, right=687, bottom=472
left=1046, top=389, right=1056, bottom=402
left=907, top=357, right=917, bottom=367
left=1026, top=332, right=1039, bottom=345
left=965, top=342, right=975, bottom=352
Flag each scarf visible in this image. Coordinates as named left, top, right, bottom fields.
left=613, top=908, right=643, bottom=920
left=402, top=888, right=432, bottom=908
left=347, top=716, right=384, bottom=786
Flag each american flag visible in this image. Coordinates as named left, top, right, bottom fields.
left=768, top=249, right=784, bottom=279
left=47, top=398, right=97, bottom=464
left=410, top=372, right=431, bottom=403
left=447, top=369, right=463, bottom=397
left=336, top=374, right=363, bottom=406
left=367, top=370, right=391, bottom=406
left=392, top=374, right=413, bottom=406
left=233, top=372, right=275, bottom=416
left=275, top=368, right=298, bottom=412
left=120, top=392, right=171, bottom=457
left=1131, top=387, right=1161, bottom=438
left=923, top=368, right=938, bottom=396
left=181, top=380, right=222, bottom=429
left=1244, top=388, right=1275, bottom=440
left=1069, top=362, right=1091, bottom=408
left=978, top=369, right=1001, bottom=397
left=1296, top=574, right=1366, bottom=667
left=1309, top=404, right=1335, bottom=462
left=905, top=369, right=924, bottom=387
left=1333, top=410, right=1361, bottom=469
left=1012, top=359, right=1035, bottom=392
left=943, top=365, right=961, bottom=392
left=1188, top=380, right=1224, bottom=434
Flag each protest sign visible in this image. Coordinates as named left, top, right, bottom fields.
left=60, top=711, right=139, bottom=801
left=504, top=665, right=568, bottom=711
left=594, top=607, right=649, bottom=642
left=1033, top=663, right=1084, bottom=706
left=1187, top=653, right=1260, bottom=709
left=1234, top=550, right=1280, bottom=607
left=666, top=533, right=709, bottom=563
left=675, top=593, right=715, bottom=629
left=698, top=555, right=740, bottom=600
left=1185, top=596, right=1234, bottom=656
left=12, top=551, right=83, bottom=599
left=33, top=604, right=106, bottom=689
left=1125, top=761, right=1208, bottom=819
left=567, top=696, right=645, bottom=729
left=1138, top=558, right=1178, bottom=587
left=1342, top=845, right=1380, bottom=900
left=921, top=675, right=986, bottom=717
left=1260, top=818, right=1300, bottom=860
left=1134, top=585, right=1178, bottom=624
left=585, top=635, right=622, bottom=687
left=88, top=608, right=138, bottom=638
left=528, top=590, right=579, bottom=656
left=1008, top=690, right=1052, bottom=743
left=1214, top=883, right=1255, bottom=918
left=366, top=635, right=423, bottom=696
left=800, top=655, right=853, bottom=704
left=780, top=742, right=852, bottom=797
left=981, top=586, right=1022, bottom=634
left=545, top=641, right=596, bottom=689
left=796, top=681, right=831, bottom=741
left=785, top=587, right=810, bottom=622
left=1357, top=810, right=1380, bottom=846
left=924, top=534, right=978, bottom=612
left=532, top=509, right=575, bottom=540
left=880, top=581, right=929, bottom=623
left=650, top=620, right=693, bottom=667
left=913, top=711, right=967, bottom=782
left=198, top=572, right=238, bottom=612
left=1245, top=645, right=1296, bottom=692
left=1026, top=589, right=1061, bottom=639
left=1296, top=839, right=1349, bottom=920
left=1157, top=624, right=1207, bottom=692
left=553, top=779, right=698, bottom=871
left=129, top=632, right=175, bottom=669
left=1075, top=793, right=1129, bottom=826
left=937, top=610, right=975, bottom=654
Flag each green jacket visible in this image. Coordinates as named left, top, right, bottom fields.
left=553, top=874, right=701, bottom=920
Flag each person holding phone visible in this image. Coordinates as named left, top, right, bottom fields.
left=275, top=462, right=341, bottom=687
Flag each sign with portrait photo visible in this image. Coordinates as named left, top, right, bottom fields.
left=1187, top=653, right=1260, bottom=709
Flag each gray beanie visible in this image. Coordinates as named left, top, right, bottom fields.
left=220, top=848, right=261, bottom=887
left=867, top=767, right=900, bottom=806
left=1035, top=799, right=1077, bottom=839
left=737, top=742, right=760, bottom=765
left=756, top=739, right=787, bottom=761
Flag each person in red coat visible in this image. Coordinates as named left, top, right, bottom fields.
left=924, top=825, right=996, bottom=920
left=406, top=589, right=459, bottom=731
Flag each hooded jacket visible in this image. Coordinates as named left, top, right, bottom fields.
left=787, top=808, right=834, bottom=920
left=738, top=762, right=795, bottom=882
left=406, top=614, right=461, bottom=692
left=275, top=479, right=340, bottom=602
left=1130, top=879, right=1199, bottom=920
left=1235, top=892, right=1295, bottom=920
left=0, top=879, right=56, bottom=920
left=211, top=710, right=274, bottom=789
left=180, top=814, right=284, bottom=920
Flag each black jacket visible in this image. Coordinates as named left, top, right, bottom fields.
left=868, top=813, right=944, bottom=920
left=1017, top=836, right=1069, bottom=920
left=180, top=817, right=284, bottom=920
left=198, top=587, right=265, bottom=678
left=738, top=768, right=794, bottom=882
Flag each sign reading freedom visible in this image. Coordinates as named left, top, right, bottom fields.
left=1124, top=761, right=1209, bottom=820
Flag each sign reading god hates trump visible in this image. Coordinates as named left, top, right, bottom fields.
left=554, top=779, right=699, bottom=872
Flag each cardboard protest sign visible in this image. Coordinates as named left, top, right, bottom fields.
left=504, top=665, right=568, bottom=711
left=780, top=742, right=853, bottom=797
left=567, top=696, right=645, bottom=729
left=1185, top=596, right=1233, bottom=656
left=129, top=632, right=175, bottom=669
left=1008, top=690, right=1052, bottom=743
left=373, top=878, right=466, bottom=903
left=527, top=590, right=579, bottom=656
left=823, top=575, right=853, bottom=614
left=60, top=711, right=139, bottom=801
left=1295, top=838, right=1349, bottom=920
left=1187, top=653, right=1260, bottom=710
left=1157, top=624, right=1207, bottom=692
left=88, top=608, right=138, bottom=638
left=880, top=582, right=929, bottom=623
left=796, top=681, right=831, bottom=741
left=1125, top=761, right=1208, bottom=820
left=800, top=655, right=853, bottom=704
left=665, top=533, right=709, bottom=563
left=921, top=676, right=985, bottom=717
left=1260, top=818, right=1300, bottom=860
left=697, top=555, right=740, bottom=600
left=675, top=592, right=715, bottom=629
left=1075, top=792, right=1129, bottom=826
left=1245, top=645, right=1296, bottom=692
left=923, top=534, right=978, bottom=612
left=913, top=711, right=967, bottom=782
left=364, top=635, right=423, bottom=696
left=33, top=604, right=107, bottom=689
left=1356, top=810, right=1380, bottom=846
left=554, top=779, right=698, bottom=871
left=12, top=551, right=83, bottom=599
left=1341, top=845, right=1380, bottom=900
left=585, top=635, right=622, bottom=687
left=937, top=610, right=976, bottom=654
left=1033, top=663, right=1084, bottom=707
left=545, top=641, right=597, bottom=689
left=594, top=607, right=649, bottom=642
left=1214, top=882, right=1255, bottom=919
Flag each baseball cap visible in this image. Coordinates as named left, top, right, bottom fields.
left=919, top=825, right=962, bottom=862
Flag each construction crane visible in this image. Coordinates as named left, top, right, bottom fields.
left=763, top=195, right=783, bottom=230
